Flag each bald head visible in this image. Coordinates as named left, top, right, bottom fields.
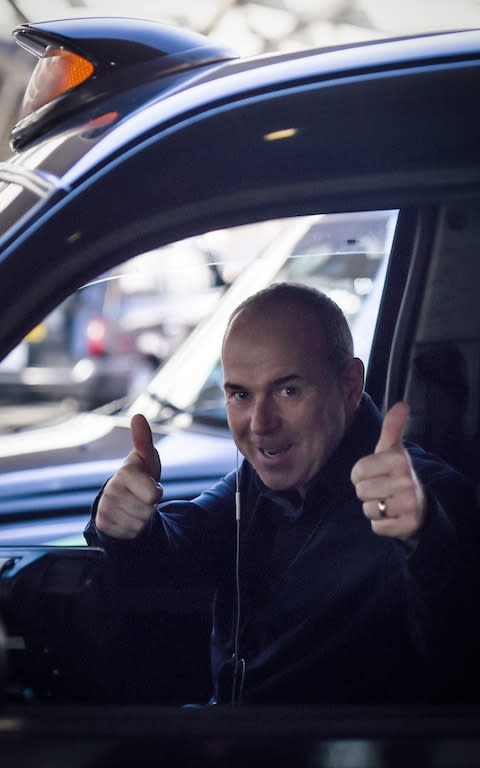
left=222, top=283, right=355, bottom=377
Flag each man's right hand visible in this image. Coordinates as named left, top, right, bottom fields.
left=95, top=413, right=163, bottom=539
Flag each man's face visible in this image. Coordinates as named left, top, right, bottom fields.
left=222, top=304, right=363, bottom=497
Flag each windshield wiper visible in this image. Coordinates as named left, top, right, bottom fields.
left=95, top=391, right=227, bottom=426
left=147, top=393, right=228, bottom=427
left=189, top=407, right=228, bottom=427
left=146, top=393, right=186, bottom=422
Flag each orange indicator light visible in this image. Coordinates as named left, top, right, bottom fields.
left=19, top=45, right=95, bottom=120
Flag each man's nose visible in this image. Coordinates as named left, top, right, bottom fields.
left=250, top=396, right=280, bottom=434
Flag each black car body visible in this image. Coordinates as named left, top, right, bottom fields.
left=0, top=15, right=479, bottom=766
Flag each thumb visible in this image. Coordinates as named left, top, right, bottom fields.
left=130, top=413, right=161, bottom=481
left=375, top=401, right=410, bottom=453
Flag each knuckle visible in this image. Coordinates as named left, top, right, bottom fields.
left=140, top=482, right=160, bottom=507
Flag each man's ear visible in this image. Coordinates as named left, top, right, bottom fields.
left=341, top=357, right=365, bottom=413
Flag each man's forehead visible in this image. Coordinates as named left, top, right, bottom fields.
left=223, top=301, right=327, bottom=353
left=222, top=324, right=326, bottom=386
left=232, top=298, right=314, bottom=325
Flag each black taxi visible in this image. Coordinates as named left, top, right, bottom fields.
left=0, top=16, right=479, bottom=767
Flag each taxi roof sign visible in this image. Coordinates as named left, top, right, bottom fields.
left=10, top=17, right=237, bottom=151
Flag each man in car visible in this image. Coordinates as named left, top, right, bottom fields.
left=85, top=282, right=480, bottom=706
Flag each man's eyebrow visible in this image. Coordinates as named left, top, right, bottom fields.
left=224, top=374, right=302, bottom=392
left=223, top=381, right=243, bottom=392
left=274, top=374, right=302, bottom=387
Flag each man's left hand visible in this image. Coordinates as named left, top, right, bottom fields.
left=350, top=401, right=426, bottom=544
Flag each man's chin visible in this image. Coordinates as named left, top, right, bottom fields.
left=254, top=463, right=311, bottom=496
left=256, top=469, right=298, bottom=493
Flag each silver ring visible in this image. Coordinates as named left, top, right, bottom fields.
left=377, top=499, right=388, bottom=518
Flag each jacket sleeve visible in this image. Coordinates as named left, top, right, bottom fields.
left=397, top=448, right=480, bottom=594
left=84, top=470, right=238, bottom=587
left=394, top=449, right=480, bottom=700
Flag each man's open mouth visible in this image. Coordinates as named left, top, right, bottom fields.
left=260, top=445, right=290, bottom=457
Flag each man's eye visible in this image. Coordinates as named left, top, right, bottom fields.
left=280, top=386, right=297, bottom=397
left=233, top=390, right=249, bottom=401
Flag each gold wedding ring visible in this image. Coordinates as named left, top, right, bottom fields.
left=377, top=499, right=388, bottom=518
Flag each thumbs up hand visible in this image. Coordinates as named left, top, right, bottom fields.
left=96, top=414, right=163, bottom=540
left=350, top=402, right=426, bottom=544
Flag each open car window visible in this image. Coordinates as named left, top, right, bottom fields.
left=0, top=210, right=397, bottom=427
left=0, top=208, right=397, bottom=547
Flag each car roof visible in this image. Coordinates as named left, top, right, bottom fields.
left=5, top=24, right=480, bottom=183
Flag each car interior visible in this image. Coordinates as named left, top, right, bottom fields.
left=402, top=201, right=480, bottom=488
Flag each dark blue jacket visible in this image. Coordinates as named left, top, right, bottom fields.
left=85, top=394, right=480, bottom=705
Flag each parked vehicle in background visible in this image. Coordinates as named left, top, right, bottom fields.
left=0, top=240, right=224, bottom=407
